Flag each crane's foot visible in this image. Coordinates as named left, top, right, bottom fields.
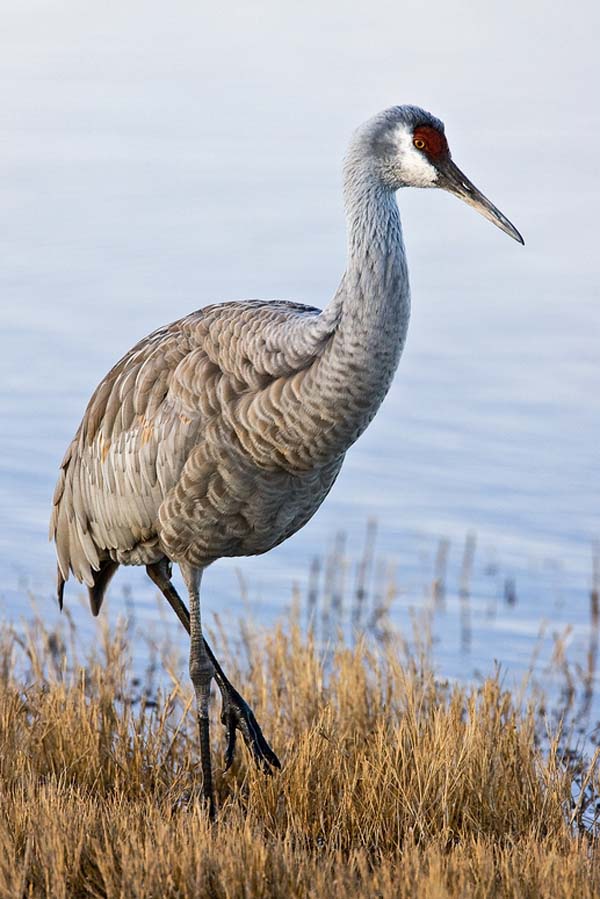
left=219, top=682, right=281, bottom=773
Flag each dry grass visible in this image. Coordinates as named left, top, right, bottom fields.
left=1, top=609, right=599, bottom=899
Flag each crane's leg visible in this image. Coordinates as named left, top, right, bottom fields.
left=147, top=560, right=280, bottom=774
left=179, top=561, right=216, bottom=818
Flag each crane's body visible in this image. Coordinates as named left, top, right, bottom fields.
left=52, top=285, right=407, bottom=592
left=51, top=105, right=522, bottom=816
left=52, top=157, right=410, bottom=597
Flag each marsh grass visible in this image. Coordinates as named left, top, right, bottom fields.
left=0, top=600, right=599, bottom=899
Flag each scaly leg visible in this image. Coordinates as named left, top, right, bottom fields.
left=178, top=562, right=216, bottom=818
left=147, top=561, right=280, bottom=774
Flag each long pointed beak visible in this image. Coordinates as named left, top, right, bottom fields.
left=436, top=157, right=524, bottom=245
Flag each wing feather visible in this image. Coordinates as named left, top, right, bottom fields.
left=51, top=299, right=335, bottom=588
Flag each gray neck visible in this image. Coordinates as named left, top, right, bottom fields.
left=344, top=161, right=406, bottom=285
left=309, top=158, right=411, bottom=457
left=338, top=157, right=409, bottom=336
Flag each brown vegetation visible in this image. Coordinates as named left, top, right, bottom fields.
left=0, top=608, right=599, bottom=898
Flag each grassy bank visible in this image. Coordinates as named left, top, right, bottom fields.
left=0, top=610, right=599, bottom=898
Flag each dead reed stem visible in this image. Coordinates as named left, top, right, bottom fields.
left=0, top=609, right=598, bottom=898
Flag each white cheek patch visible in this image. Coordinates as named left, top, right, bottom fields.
left=393, top=123, right=439, bottom=187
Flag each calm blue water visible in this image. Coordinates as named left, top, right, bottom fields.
left=0, top=1, right=599, bottom=720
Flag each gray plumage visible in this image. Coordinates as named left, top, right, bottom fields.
left=50, top=105, right=522, bottom=813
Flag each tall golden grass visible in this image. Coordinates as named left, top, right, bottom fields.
left=0, top=605, right=598, bottom=898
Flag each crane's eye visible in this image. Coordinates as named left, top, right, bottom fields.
left=414, top=138, right=426, bottom=150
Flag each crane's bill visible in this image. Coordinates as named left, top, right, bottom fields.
left=436, top=158, right=524, bottom=245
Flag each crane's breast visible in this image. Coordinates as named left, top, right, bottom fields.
left=157, top=442, right=344, bottom=568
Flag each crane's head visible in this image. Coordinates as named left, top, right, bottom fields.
left=353, top=105, right=523, bottom=244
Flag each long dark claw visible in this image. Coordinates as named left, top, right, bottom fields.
left=220, top=686, right=281, bottom=773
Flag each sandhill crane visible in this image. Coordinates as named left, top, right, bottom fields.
left=51, top=105, right=523, bottom=816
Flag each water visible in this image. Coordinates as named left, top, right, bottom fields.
left=1, top=1, right=599, bottom=719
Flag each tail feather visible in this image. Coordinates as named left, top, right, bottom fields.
left=56, top=559, right=119, bottom=617
left=87, top=560, right=119, bottom=616
left=57, top=566, right=65, bottom=611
